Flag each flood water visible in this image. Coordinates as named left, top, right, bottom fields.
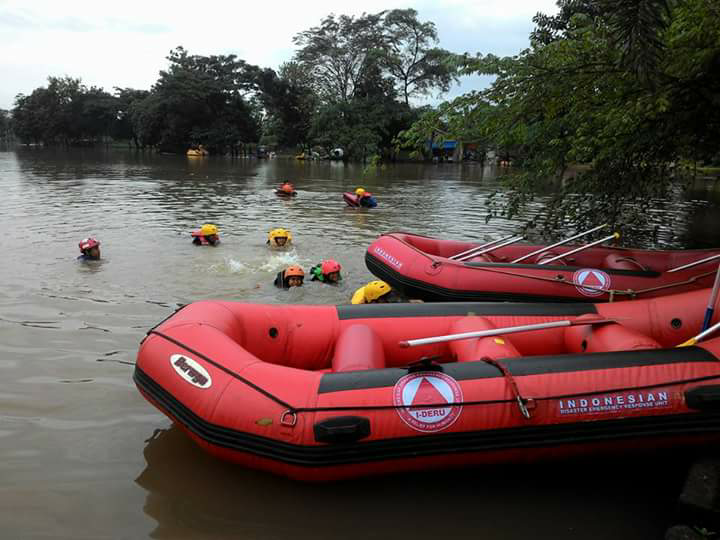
left=2, top=147, right=720, bottom=539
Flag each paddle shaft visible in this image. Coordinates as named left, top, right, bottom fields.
left=450, top=234, right=516, bottom=260
left=667, top=253, right=720, bottom=273
left=399, top=318, right=615, bottom=348
left=455, top=236, right=525, bottom=262
left=511, top=224, right=608, bottom=264
left=678, top=319, right=720, bottom=347
left=537, top=233, right=620, bottom=265
left=702, top=264, right=720, bottom=331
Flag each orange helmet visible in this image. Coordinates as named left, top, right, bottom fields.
left=285, top=265, right=304, bottom=278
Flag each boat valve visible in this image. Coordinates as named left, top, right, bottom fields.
left=280, top=410, right=297, bottom=427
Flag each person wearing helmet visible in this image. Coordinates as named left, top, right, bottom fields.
left=274, top=265, right=305, bottom=289
left=351, top=280, right=393, bottom=304
left=267, top=228, right=292, bottom=248
left=275, top=182, right=297, bottom=197
left=191, top=224, right=220, bottom=246
left=77, top=237, right=101, bottom=261
left=354, top=187, right=377, bottom=208
left=309, top=259, right=342, bottom=284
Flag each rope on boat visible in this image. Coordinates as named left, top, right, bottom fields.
left=387, top=233, right=716, bottom=299
left=147, top=329, right=720, bottom=416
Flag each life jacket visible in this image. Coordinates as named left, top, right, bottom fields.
left=274, top=271, right=287, bottom=289
left=77, top=254, right=98, bottom=261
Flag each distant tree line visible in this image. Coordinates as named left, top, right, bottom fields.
left=10, top=9, right=457, bottom=160
left=0, top=109, right=12, bottom=141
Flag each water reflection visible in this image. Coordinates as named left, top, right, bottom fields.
left=137, top=425, right=685, bottom=540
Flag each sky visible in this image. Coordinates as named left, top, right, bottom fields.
left=0, top=0, right=559, bottom=110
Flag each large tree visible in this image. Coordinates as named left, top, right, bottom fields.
left=380, top=9, right=458, bottom=105
left=293, top=12, right=387, bottom=103
left=253, top=61, right=316, bottom=148
left=137, top=47, right=261, bottom=153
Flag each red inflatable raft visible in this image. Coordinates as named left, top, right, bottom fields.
left=365, top=231, right=720, bottom=302
left=134, top=289, right=720, bottom=481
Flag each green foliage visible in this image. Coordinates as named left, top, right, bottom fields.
left=12, top=76, right=117, bottom=146
left=0, top=109, right=11, bottom=139
left=380, top=9, right=459, bottom=105
left=142, top=47, right=261, bottom=153
left=294, top=9, right=455, bottom=159
left=403, top=0, right=720, bottom=240
left=255, top=61, right=316, bottom=148
left=293, top=12, right=387, bottom=103
left=12, top=9, right=461, bottom=158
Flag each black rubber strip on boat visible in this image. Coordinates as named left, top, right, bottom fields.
left=318, top=347, right=719, bottom=393
left=337, top=300, right=598, bottom=320
left=366, top=253, right=594, bottom=303
left=134, top=366, right=720, bottom=467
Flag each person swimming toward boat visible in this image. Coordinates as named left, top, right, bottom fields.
left=191, top=224, right=220, bottom=246
left=309, top=259, right=342, bottom=284
left=77, top=237, right=101, bottom=260
left=354, top=187, right=377, bottom=208
left=274, top=265, right=305, bottom=289
left=277, top=182, right=296, bottom=196
left=267, top=228, right=292, bottom=248
left=351, top=280, right=393, bottom=304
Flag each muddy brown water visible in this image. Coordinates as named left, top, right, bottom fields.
left=2, top=147, right=720, bottom=538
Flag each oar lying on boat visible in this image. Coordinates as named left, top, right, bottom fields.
left=677, top=319, right=720, bottom=347
left=537, top=232, right=620, bottom=265
left=449, top=234, right=516, bottom=260
left=701, top=264, right=720, bottom=331
left=398, top=318, right=616, bottom=348
left=454, top=235, right=525, bottom=262
left=511, top=224, right=608, bottom=264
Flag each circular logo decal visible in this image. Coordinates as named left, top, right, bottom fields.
left=573, top=268, right=611, bottom=296
left=170, top=354, right=212, bottom=389
left=393, top=372, right=463, bottom=432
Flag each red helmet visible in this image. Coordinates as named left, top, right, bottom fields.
left=79, top=237, right=100, bottom=252
left=285, top=265, right=305, bottom=278
left=321, top=259, right=341, bottom=274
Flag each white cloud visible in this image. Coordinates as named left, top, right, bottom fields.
left=0, top=0, right=559, bottom=109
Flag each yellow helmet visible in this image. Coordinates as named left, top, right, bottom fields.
left=355, top=187, right=365, bottom=196
left=268, top=228, right=292, bottom=243
left=200, top=223, right=218, bottom=236
left=364, top=280, right=391, bottom=302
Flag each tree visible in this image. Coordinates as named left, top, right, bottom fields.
left=12, top=76, right=116, bottom=146
left=402, top=0, right=720, bottom=240
left=113, top=88, right=150, bottom=147
left=138, top=47, right=261, bottom=153
left=380, top=9, right=458, bottom=105
left=293, top=12, right=386, bottom=103
left=0, top=109, right=12, bottom=141
left=253, top=62, right=316, bottom=148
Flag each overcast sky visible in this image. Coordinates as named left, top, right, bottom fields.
left=0, top=0, right=559, bottom=110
